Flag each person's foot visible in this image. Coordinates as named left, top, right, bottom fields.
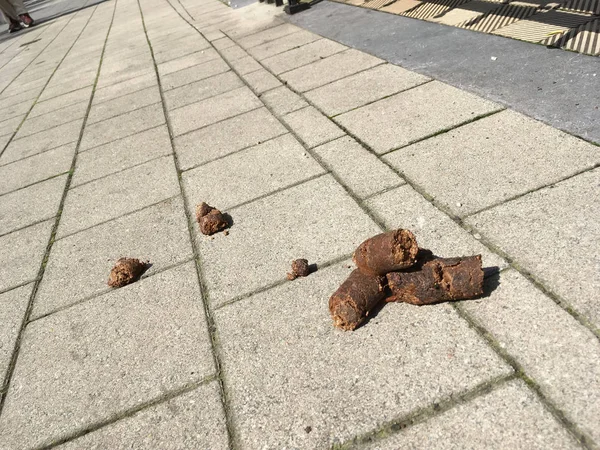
left=19, top=13, right=34, bottom=27
left=8, top=19, right=22, bottom=33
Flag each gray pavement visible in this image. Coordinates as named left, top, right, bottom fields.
left=0, top=0, right=598, bottom=448
left=288, top=0, right=600, bottom=145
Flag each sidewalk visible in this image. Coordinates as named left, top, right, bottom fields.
left=0, top=0, right=598, bottom=448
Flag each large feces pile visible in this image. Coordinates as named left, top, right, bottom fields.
left=329, top=230, right=484, bottom=331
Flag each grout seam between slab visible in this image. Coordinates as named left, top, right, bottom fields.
left=39, top=375, right=218, bottom=449
left=0, top=14, right=90, bottom=159
left=333, top=374, right=517, bottom=449
left=27, top=256, right=196, bottom=323
left=136, top=0, right=238, bottom=448
left=222, top=20, right=600, bottom=447
left=0, top=0, right=118, bottom=419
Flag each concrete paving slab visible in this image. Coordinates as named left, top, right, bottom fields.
left=237, top=23, right=300, bottom=49
left=174, top=107, right=288, bottom=170
left=164, top=71, right=243, bottom=110
left=154, top=41, right=211, bottom=64
left=385, top=110, right=600, bottom=216
left=313, top=136, right=401, bottom=199
left=365, top=184, right=507, bottom=270
left=259, top=85, right=308, bottom=116
left=337, top=81, right=501, bottom=154
left=280, top=48, right=383, bottom=93
left=15, top=101, right=88, bottom=139
left=58, top=382, right=229, bottom=450
left=0, top=175, right=66, bottom=236
left=0, top=219, right=53, bottom=292
left=288, top=0, right=600, bottom=144
left=228, top=55, right=262, bottom=75
left=58, top=155, right=179, bottom=238
left=183, top=133, right=325, bottom=210
left=247, top=29, right=321, bottom=61
left=282, top=106, right=345, bottom=148
left=214, top=260, right=512, bottom=447
left=0, top=283, right=33, bottom=383
left=29, top=86, right=92, bottom=119
left=0, top=99, right=33, bottom=123
left=157, top=48, right=220, bottom=76
left=34, top=196, right=191, bottom=318
left=40, top=78, right=95, bottom=102
left=170, top=86, right=262, bottom=136
left=0, top=143, right=74, bottom=195
left=1, top=118, right=83, bottom=164
left=0, top=115, right=25, bottom=137
left=466, top=168, right=600, bottom=331
left=0, top=263, right=215, bottom=450
left=97, top=66, right=154, bottom=90
left=199, top=174, right=380, bottom=305
left=261, top=38, right=348, bottom=75
left=463, top=269, right=600, bottom=444
left=93, top=72, right=157, bottom=104
left=242, top=67, right=282, bottom=94
left=161, top=58, right=230, bottom=91
left=305, top=64, right=430, bottom=116
left=87, top=86, right=161, bottom=125
left=367, top=379, right=580, bottom=450
left=73, top=126, right=171, bottom=187
left=213, top=37, right=236, bottom=50
left=80, top=103, right=165, bottom=151
left=220, top=44, right=250, bottom=62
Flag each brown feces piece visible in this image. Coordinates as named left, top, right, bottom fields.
left=196, top=202, right=228, bottom=235
left=386, top=255, right=484, bottom=305
left=107, top=258, right=149, bottom=288
left=329, top=269, right=387, bottom=331
left=353, top=229, right=419, bottom=276
left=287, top=259, right=310, bottom=280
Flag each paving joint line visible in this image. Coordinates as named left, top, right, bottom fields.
left=0, top=12, right=91, bottom=159
left=460, top=162, right=600, bottom=219
left=376, top=107, right=507, bottom=156
left=54, top=193, right=182, bottom=242
left=0, top=0, right=118, bottom=418
left=452, top=302, right=597, bottom=449
left=77, top=123, right=165, bottom=153
left=171, top=104, right=264, bottom=139
left=28, top=256, right=196, bottom=324
left=271, top=60, right=600, bottom=343
left=0, top=216, right=56, bottom=240
left=0, top=280, right=37, bottom=297
left=179, top=129, right=289, bottom=173
left=29, top=97, right=90, bottom=120
left=136, top=1, right=238, bottom=448
left=0, top=139, right=78, bottom=168
left=8, top=116, right=84, bottom=146
left=223, top=23, right=600, bottom=443
left=214, top=252, right=354, bottom=311
left=70, top=153, right=172, bottom=189
left=0, top=170, right=70, bottom=199
left=332, top=373, right=517, bottom=449
left=328, top=78, right=434, bottom=118
left=40, top=375, right=218, bottom=450
left=31, top=83, right=95, bottom=104
left=245, top=29, right=321, bottom=60
left=360, top=182, right=407, bottom=200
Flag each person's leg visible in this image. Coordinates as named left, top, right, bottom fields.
left=7, top=0, right=33, bottom=27
left=7, top=0, right=26, bottom=15
left=0, top=0, right=20, bottom=21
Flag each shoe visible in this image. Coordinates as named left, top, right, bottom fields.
left=19, top=13, right=34, bottom=27
left=8, top=19, right=22, bottom=33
